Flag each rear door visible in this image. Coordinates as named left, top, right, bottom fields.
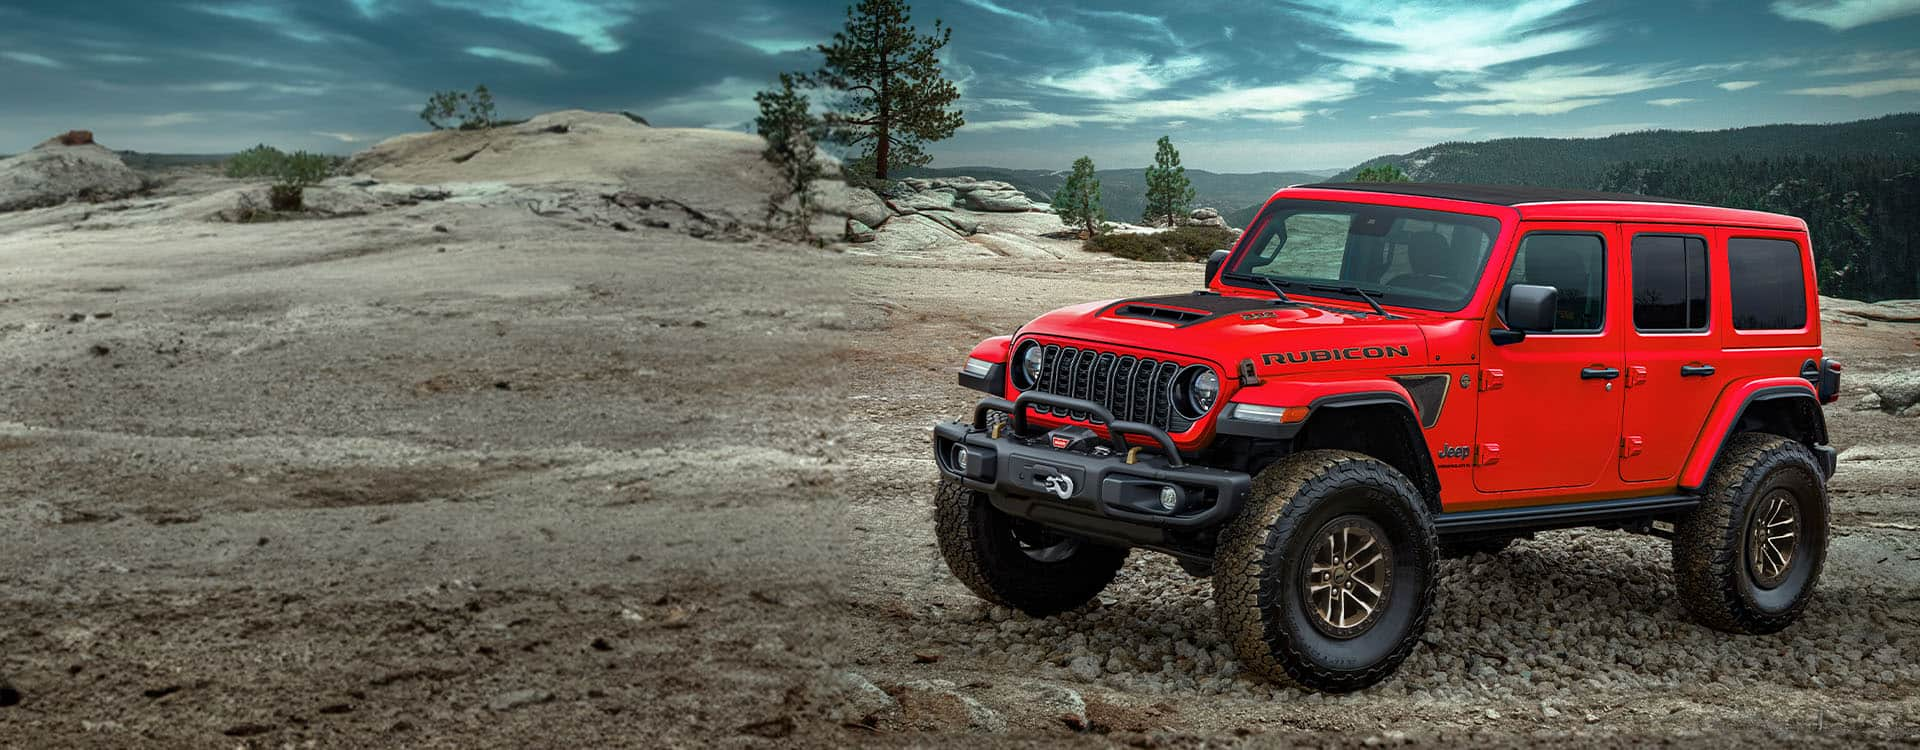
left=1474, top=223, right=1625, bottom=493
left=1619, top=226, right=1721, bottom=483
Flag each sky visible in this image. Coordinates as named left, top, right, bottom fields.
left=2, top=0, right=1919, bottom=171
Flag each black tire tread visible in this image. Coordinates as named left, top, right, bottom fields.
left=1214, top=450, right=1436, bottom=692
left=933, top=480, right=1127, bottom=617
left=1673, top=432, right=1827, bottom=634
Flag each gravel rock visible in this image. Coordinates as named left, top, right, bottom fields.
left=901, top=679, right=1006, bottom=733
left=487, top=689, right=552, bottom=711
left=1068, top=656, right=1102, bottom=681
left=1030, top=684, right=1089, bottom=730
left=807, top=670, right=898, bottom=726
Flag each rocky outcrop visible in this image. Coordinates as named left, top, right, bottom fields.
left=900, top=176, right=1044, bottom=213
left=1857, top=370, right=1920, bottom=416
left=1188, top=207, right=1230, bottom=229
left=0, top=133, right=145, bottom=212
left=812, top=181, right=892, bottom=228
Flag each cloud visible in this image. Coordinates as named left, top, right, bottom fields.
left=1103, top=80, right=1360, bottom=123
left=955, top=0, right=1046, bottom=26
left=1647, top=97, right=1696, bottom=106
left=1374, top=109, right=1435, bottom=119
left=1406, top=126, right=1478, bottom=139
left=466, top=46, right=559, bottom=70
left=1717, top=80, right=1762, bottom=90
left=1037, top=56, right=1213, bottom=100
left=736, top=39, right=817, bottom=55
left=312, top=131, right=363, bottom=143
left=429, top=0, right=636, bottom=53
left=1810, top=49, right=1920, bottom=76
left=2, top=51, right=65, bottom=68
left=969, top=111, right=1126, bottom=132
left=1288, top=0, right=1604, bottom=73
left=140, top=112, right=207, bottom=127
left=1769, top=0, right=1920, bottom=30
left=640, top=76, right=764, bottom=130
left=1787, top=76, right=1920, bottom=96
left=1071, top=9, right=1181, bottom=47
left=1428, top=64, right=1705, bottom=116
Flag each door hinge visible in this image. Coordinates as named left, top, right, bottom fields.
left=1620, top=435, right=1644, bottom=458
left=1479, top=442, right=1501, bottom=465
left=1625, top=365, right=1648, bottom=388
left=1480, top=368, right=1505, bottom=392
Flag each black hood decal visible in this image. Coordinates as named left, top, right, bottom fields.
left=1100, top=293, right=1282, bottom=327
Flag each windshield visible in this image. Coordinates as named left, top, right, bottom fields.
left=1224, top=199, right=1504, bottom=312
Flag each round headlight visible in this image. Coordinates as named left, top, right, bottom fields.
left=1016, top=343, right=1045, bottom=388
left=1176, top=367, right=1219, bottom=418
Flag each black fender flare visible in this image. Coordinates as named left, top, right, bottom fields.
left=1682, top=384, right=1828, bottom=492
left=1296, top=391, right=1443, bottom=511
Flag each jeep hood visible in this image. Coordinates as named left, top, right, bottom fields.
left=1016, top=293, right=1431, bottom=377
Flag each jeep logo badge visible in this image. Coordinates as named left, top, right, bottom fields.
left=1039, top=472, right=1075, bottom=499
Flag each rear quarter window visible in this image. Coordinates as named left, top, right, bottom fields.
left=1727, top=237, right=1808, bottom=331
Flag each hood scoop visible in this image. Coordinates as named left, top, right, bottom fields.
left=1100, top=292, right=1280, bottom=327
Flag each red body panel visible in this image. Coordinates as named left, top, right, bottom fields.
left=978, top=186, right=1825, bottom=513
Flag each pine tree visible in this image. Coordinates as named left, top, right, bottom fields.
left=1353, top=164, right=1411, bottom=182
left=811, top=0, right=964, bottom=183
left=1142, top=135, right=1195, bottom=226
left=755, top=73, right=825, bottom=232
left=1055, top=156, right=1104, bottom=238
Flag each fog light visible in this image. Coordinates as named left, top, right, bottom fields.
left=951, top=444, right=967, bottom=472
left=1159, top=486, right=1179, bottom=511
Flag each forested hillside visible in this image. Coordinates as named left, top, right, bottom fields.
left=1601, top=155, right=1919, bottom=302
left=1335, top=113, right=1920, bottom=187
left=900, top=165, right=1321, bottom=224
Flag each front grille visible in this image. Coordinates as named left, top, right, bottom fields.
left=1028, top=344, right=1193, bottom=432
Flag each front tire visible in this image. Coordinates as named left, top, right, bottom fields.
left=933, top=480, right=1128, bottom=617
left=1214, top=451, right=1437, bottom=692
left=1673, top=433, right=1829, bottom=634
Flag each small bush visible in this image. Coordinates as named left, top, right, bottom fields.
left=421, top=85, right=499, bottom=130
left=1086, top=225, right=1237, bottom=262
left=225, top=144, right=288, bottom=179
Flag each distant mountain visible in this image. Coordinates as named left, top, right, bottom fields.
left=1332, top=113, right=1920, bottom=187
left=900, top=165, right=1323, bottom=226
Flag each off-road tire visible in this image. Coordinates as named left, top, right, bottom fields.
left=1214, top=450, right=1437, bottom=692
left=1674, top=432, right=1829, bottom=634
left=933, top=480, right=1128, bottom=617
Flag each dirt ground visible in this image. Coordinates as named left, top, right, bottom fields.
left=1, top=169, right=1917, bottom=748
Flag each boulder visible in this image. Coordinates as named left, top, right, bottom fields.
left=844, top=218, right=876, bottom=243
left=812, top=181, right=892, bottom=228
left=0, top=134, right=144, bottom=212
left=927, top=212, right=978, bottom=236
left=57, top=130, right=95, bottom=146
left=805, top=671, right=898, bottom=726
left=962, top=188, right=1038, bottom=212
left=859, top=213, right=982, bottom=256
left=1857, top=369, right=1920, bottom=415
left=897, top=190, right=957, bottom=212
left=1188, top=207, right=1231, bottom=229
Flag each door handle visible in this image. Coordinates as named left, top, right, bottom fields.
left=1580, top=366, right=1621, bottom=380
left=1680, top=364, right=1716, bottom=377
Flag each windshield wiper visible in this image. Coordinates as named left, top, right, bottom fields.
left=1307, top=283, right=1394, bottom=318
left=1223, top=272, right=1294, bottom=305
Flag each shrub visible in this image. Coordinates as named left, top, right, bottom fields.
left=1086, top=225, right=1237, bottom=262
left=225, top=144, right=288, bottom=178
left=754, top=72, right=824, bottom=233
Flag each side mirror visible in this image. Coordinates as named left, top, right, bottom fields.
left=1493, top=283, right=1557, bottom=345
left=1205, top=249, right=1230, bottom=284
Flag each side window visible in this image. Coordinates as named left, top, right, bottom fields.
left=1631, top=235, right=1709, bottom=332
left=1508, top=233, right=1606, bottom=333
left=1728, top=238, right=1808, bottom=330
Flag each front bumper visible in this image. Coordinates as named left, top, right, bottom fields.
left=931, top=393, right=1252, bottom=534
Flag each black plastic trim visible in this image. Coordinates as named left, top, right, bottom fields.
left=1435, top=494, right=1699, bottom=537
left=957, top=363, right=1006, bottom=397
left=1683, top=385, right=1826, bottom=493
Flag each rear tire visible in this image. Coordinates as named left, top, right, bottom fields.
left=1214, top=450, right=1437, bottom=692
left=933, top=480, right=1128, bottom=617
left=1673, top=433, right=1828, bottom=634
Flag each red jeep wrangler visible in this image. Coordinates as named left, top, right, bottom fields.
left=932, top=183, right=1841, bottom=692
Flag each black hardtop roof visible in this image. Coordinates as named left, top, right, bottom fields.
left=1293, top=182, right=1705, bottom=207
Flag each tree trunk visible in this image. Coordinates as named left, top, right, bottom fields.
left=873, top=25, right=891, bottom=181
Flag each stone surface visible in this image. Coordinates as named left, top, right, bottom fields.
left=812, top=181, right=892, bottom=228
left=962, top=188, right=1039, bottom=212
left=0, top=138, right=144, bottom=212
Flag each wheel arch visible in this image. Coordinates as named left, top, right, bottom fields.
left=1292, top=393, right=1443, bottom=513
left=1680, top=378, right=1827, bottom=492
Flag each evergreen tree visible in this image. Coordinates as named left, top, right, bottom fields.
left=1055, top=155, right=1104, bottom=237
left=754, top=73, right=825, bottom=232
left=1353, top=164, right=1411, bottom=182
left=1142, top=135, right=1195, bottom=226
left=811, top=0, right=964, bottom=182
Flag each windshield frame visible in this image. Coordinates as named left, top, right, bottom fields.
left=1219, top=197, right=1512, bottom=314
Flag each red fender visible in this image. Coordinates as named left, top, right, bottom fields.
left=968, top=335, right=1012, bottom=363
left=1678, top=376, right=1818, bottom=490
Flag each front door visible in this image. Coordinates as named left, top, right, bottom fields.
left=1618, top=226, right=1722, bottom=482
left=1475, top=224, right=1624, bottom=493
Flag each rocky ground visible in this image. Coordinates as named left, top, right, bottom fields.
left=1, top=119, right=1917, bottom=747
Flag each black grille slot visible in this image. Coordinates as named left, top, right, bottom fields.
left=1024, top=344, right=1187, bottom=432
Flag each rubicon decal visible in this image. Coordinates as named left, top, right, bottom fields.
left=1261, top=345, right=1410, bottom=366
